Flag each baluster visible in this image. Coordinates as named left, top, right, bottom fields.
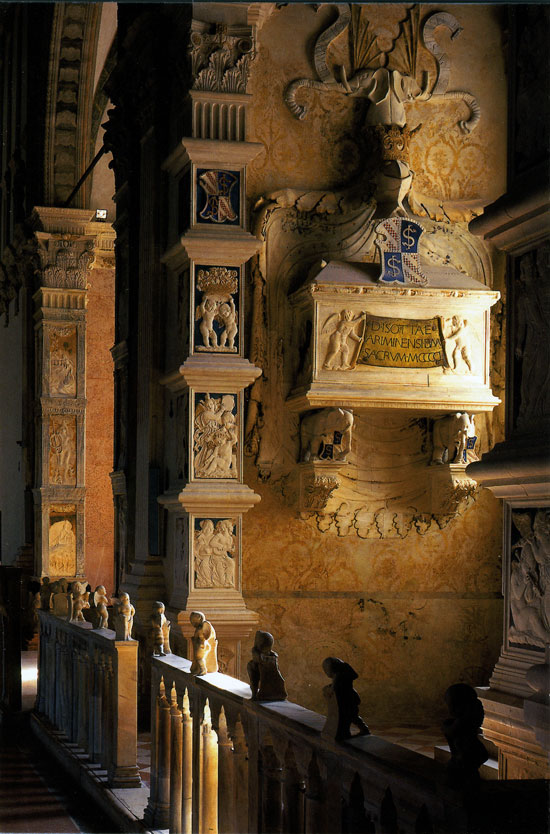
left=170, top=683, right=183, bottom=834
left=88, top=649, right=97, bottom=761
left=304, top=755, right=324, bottom=834
left=152, top=676, right=172, bottom=828
left=36, top=618, right=46, bottom=714
left=182, top=689, right=193, bottom=834
left=94, top=651, right=104, bottom=763
left=232, top=718, right=249, bottom=834
left=282, top=746, right=305, bottom=834
left=260, top=739, right=284, bottom=834
left=217, top=707, right=234, bottom=834
left=199, top=699, right=218, bottom=834
left=77, top=650, right=90, bottom=751
left=101, top=656, right=114, bottom=771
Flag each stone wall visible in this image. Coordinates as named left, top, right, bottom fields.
left=237, top=3, right=508, bottom=722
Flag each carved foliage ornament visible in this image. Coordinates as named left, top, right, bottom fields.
left=285, top=6, right=480, bottom=134
left=189, top=21, right=255, bottom=94
left=39, top=239, right=93, bottom=290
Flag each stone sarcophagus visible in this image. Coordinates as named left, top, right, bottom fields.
left=287, top=257, right=500, bottom=416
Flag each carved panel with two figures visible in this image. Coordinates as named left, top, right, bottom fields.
left=194, top=265, right=240, bottom=355
left=192, top=392, right=239, bottom=480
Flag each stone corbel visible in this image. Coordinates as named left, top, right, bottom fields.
left=428, top=463, right=478, bottom=515
left=299, top=461, right=342, bottom=515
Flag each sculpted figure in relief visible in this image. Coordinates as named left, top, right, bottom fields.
left=49, top=417, right=76, bottom=484
left=443, top=317, right=473, bottom=374
left=194, top=394, right=238, bottom=479
left=50, top=332, right=76, bottom=396
left=300, top=408, right=354, bottom=462
left=509, top=510, right=550, bottom=648
left=431, top=413, right=475, bottom=465
left=194, top=518, right=236, bottom=589
left=323, top=310, right=365, bottom=370
left=49, top=519, right=76, bottom=575
left=195, top=267, right=238, bottom=353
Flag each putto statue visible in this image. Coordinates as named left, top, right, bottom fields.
left=90, top=585, right=109, bottom=629
left=67, top=580, right=89, bottom=622
left=39, top=576, right=52, bottom=611
left=114, top=592, right=135, bottom=641
left=150, top=601, right=171, bottom=656
left=321, top=657, right=370, bottom=741
left=247, top=630, right=287, bottom=701
left=442, top=683, right=488, bottom=787
left=190, top=611, right=218, bottom=675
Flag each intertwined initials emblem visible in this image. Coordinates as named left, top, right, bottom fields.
left=376, top=218, right=427, bottom=286
left=198, top=170, right=239, bottom=224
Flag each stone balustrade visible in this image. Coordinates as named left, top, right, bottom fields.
left=145, top=653, right=469, bottom=834
left=35, top=610, right=140, bottom=787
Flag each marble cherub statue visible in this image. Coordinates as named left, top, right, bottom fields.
left=150, top=601, right=171, bottom=656
left=114, top=592, right=135, bottom=640
left=189, top=611, right=218, bottom=675
left=247, top=630, right=288, bottom=701
left=321, top=657, right=370, bottom=741
left=68, top=580, right=90, bottom=622
left=90, top=585, right=109, bottom=629
left=39, top=576, right=52, bottom=610
left=442, top=683, right=488, bottom=787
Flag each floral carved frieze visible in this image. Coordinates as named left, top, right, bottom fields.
left=193, top=393, right=239, bottom=480
left=193, top=518, right=237, bottom=589
left=195, top=266, right=239, bottom=353
left=189, top=20, right=255, bottom=94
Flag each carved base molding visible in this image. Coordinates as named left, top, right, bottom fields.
left=477, top=687, right=550, bottom=780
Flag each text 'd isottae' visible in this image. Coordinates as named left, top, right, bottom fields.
left=357, top=314, right=447, bottom=368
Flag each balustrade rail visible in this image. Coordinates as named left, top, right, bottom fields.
left=146, top=654, right=469, bottom=834
left=36, top=610, right=140, bottom=787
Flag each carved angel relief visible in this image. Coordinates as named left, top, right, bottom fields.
left=193, top=393, right=239, bottom=479
left=195, top=267, right=239, bottom=353
left=323, top=310, right=365, bottom=370
left=50, top=328, right=77, bottom=396
left=442, top=316, right=473, bottom=374
left=194, top=518, right=236, bottom=589
left=49, top=416, right=76, bottom=484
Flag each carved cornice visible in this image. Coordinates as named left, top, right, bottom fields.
left=45, top=4, right=102, bottom=206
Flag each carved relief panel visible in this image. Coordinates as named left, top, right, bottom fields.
left=193, top=265, right=240, bottom=355
left=192, top=392, right=240, bottom=480
left=192, top=516, right=238, bottom=590
left=48, top=504, right=77, bottom=577
left=48, top=415, right=77, bottom=485
left=507, top=507, right=550, bottom=653
left=49, top=327, right=77, bottom=397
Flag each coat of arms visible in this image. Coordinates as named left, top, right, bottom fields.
left=197, top=169, right=239, bottom=224
left=376, top=218, right=427, bottom=286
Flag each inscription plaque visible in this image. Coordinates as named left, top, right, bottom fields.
left=357, top=314, right=447, bottom=369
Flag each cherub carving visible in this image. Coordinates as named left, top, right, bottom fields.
left=68, top=580, right=89, bottom=622
left=443, top=317, right=473, bottom=374
left=196, top=296, right=218, bottom=348
left=114, top=592, right=135, bottom=640
left=321, top=657, right=370, bottom=741
left=150, top=601, right=171, bottom=656
left=190, top=611, right=218, bottom=675
left=323, top=310, right=365, bottom=370
left=247, top=630, right=287, bottom=701
left=91, top=585, right=109, bottom=629
left=218, top=297, right=237, bottom=350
